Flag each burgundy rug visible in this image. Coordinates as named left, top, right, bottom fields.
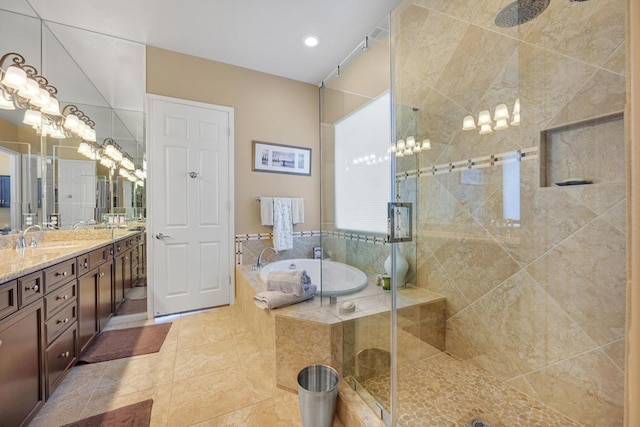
left=78, top=323, right=172, bottom=363
left=116, top=298, right=147, bottom=316
left=61, top=399, right=153, bottom=427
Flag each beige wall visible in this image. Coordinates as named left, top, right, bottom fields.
left=0, top=116, right=18, bottom=143
left=146, top=46, right=320, bottom=234
left=626, top=0, right=639, bottom=424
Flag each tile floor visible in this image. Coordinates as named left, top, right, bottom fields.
left=30, top=305, right=344, bottom=427
left=361, top=353, right=581, bottom=427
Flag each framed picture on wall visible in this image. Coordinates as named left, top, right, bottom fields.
left=252, top=140, right=312, bottom=176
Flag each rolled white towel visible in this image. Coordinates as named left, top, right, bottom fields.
left=253, top=284, right=317, bottom=310
left=266, top=270, right=312, bottom=296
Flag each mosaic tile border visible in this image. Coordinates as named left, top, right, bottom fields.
left=395, top=147, right=539, bottom=181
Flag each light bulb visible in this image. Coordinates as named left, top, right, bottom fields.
left=422, top=139, right=431, bottom=150
left=513, top=98, right=521, bottom=115
left=396, top=150, right=404, bottom=158
left=479, top=124, right=493, bottom=135
left=64, top=114, right=80, bottom=131
left=18, top=78, right=39, bottom=100
left=406, top=136, right=416, bottom=147
left=23, top=109, right=41, bottom=127
left=493, top=103, right=510, bottom=121
left=477, top=110, right=492, bottom=126
left=462, top=115, right=476, bottom=131
left=396, top=139, right=405, bottom=151
left=42, top=97, right=61, bottom=116
left=493, top=118, right=509, bottom=131
left=1, top=66, right=27, bottom=90
left=511, top=113, right=521, bottom=126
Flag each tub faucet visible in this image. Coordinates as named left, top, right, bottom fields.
left=254, top=246, right=278, bottom=270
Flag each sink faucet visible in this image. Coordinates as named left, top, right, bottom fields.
left=254, top=246, right=278, bottom=270
left=17, top=225, right=43, bottom=249
left=72, top=220, right=89, bottom=230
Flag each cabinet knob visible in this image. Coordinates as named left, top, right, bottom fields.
left=125, top=256, right=129, bottom=260
left=59, top=351, right=70, bottom=358
left=56, top=294, right=69, bottom=300
left=100, top=272, right=105, bottom=278
left=55, top=271, right=68, bottom=277
left=0, top=339, right=2, bottom=347
left=25, top=284, right=39, bottom=292
left=57, top=318, right=69, bottom=324
left=84, top=262, right=88, bottom=268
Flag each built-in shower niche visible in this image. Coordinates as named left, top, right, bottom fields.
left=539, top=111, right=625, bottom=188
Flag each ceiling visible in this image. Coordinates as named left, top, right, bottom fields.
left=15, top=0, right=401, bottom=85
left=1, top=0, right=400, bottom=159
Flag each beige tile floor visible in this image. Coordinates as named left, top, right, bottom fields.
left=29, top=305, right=344, bottom=427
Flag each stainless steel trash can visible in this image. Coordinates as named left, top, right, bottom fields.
left=297, top=365, right=339, bottom=427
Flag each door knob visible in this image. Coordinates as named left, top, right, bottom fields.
left=155, top=233, right=171, bottom=240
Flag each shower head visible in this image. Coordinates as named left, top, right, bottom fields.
left=495, top=0, right=551, bottom=27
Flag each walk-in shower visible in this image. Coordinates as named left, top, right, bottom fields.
left=321, top=0, right=626, bottom=425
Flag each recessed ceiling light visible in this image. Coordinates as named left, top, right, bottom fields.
left=303, top=35, right=319, bottom=47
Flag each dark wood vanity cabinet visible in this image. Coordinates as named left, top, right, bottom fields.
left=0, top=231, right=144, bottom=426
left=114, top=239, right=134, bottom=307
left=0, top=298, right=45, bottom=427
left=78, top=245, right=114, bottom=353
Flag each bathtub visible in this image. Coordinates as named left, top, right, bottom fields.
left=259, top=259, right=368, bottom=295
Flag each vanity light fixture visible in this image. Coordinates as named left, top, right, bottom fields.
left=62, top=105, right=97, bottom=142
left=392, top=107, right=432, bottom=157
left=0, top=52, right=61, bottom=115
left=463, top=99, right=521, bottom=134
left=103, top=138, right=124, bottom=162
left=120, top=153, right=135, bottom=171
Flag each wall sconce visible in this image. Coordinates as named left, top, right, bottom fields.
left=462, top=98, right=521, bottom=134
left=392, top=107, right=432, bottom=157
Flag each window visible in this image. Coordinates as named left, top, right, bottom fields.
left=334, top=92, right=391, bottom=234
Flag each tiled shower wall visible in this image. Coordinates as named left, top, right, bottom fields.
left=394, top=0, right=626, bottom=425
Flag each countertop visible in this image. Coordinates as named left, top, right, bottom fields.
left=0, top=228, right=144, bottom=284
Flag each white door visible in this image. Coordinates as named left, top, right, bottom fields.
left=148, top=95, right=234, bottom=316
left=57, top=159, right=96, bottom=227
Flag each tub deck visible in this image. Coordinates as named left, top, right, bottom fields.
left=235, top=265, right=446, bottom=391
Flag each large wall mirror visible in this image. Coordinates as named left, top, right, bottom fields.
left=0, top=3, right=145, bottom=232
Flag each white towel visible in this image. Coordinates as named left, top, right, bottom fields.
left=253, top=284, right=317, bottom=310
left=260, top=197, right=274, bottom=226
left=273, top=197, right=293, bottom=251
left=266, top=270, right=311, bottom=296
left=292, top=198, right=305, bottom=224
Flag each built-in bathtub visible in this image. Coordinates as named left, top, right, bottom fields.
left=259, top=258, right=368, bottom=296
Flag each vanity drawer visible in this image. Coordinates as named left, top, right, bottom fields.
left=114, top=240, right=126, bottom=254
left=45, top=303, right=76, bottom=345
left=89, top=246, right=110, bottom=268
left=45, top=281, right=76, bottom=319
left=45, top=323, right=77, bottom=399
left=18, top=271, right=43, bottom=308
left=44, top=259, right=77, bottom=293
left=0, top=280, right=18, bottom=321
